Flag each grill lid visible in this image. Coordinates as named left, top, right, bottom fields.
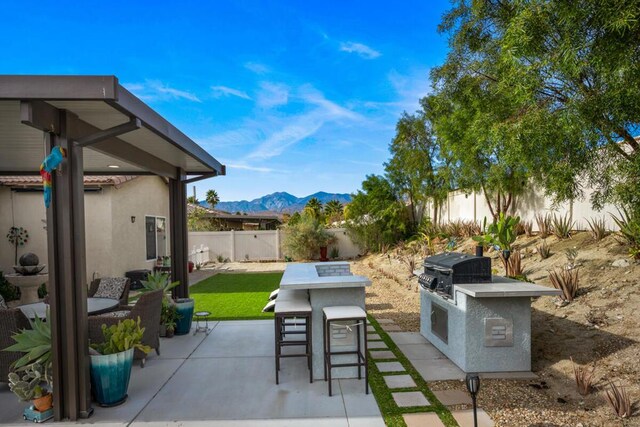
left=423, top=252, right=486, bottom=268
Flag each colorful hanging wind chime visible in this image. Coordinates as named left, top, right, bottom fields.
left=39, top=146, right=66, bottom=208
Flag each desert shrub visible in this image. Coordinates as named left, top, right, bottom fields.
left=571, top=357, right=595, bottom=395
left=442, top=220, right=464, bottom=238
left=535, top=213, right=552, bottom=238
left=611, top=209, right=640, bottom=259
left=537, top=239, right=552, bottom=259
left=284, top=214, right=337, bottom=260
left=552, top=213, right=574, bottom=239
left=515, top=221, right=526, bottom=236
left=506, top=249, right=523, bottom=277
left=605, top=382, right=631, bottom=418
left=461, top=220, right=481, bottom=237
left=586, top=216, right=608, bottom=241
left=549, top=268, right=579, bottom=302
left=523, top=220, right=534, bottom=237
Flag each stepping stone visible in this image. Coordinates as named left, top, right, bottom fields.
left=367, top=333, right=382, bottom=341
left=403, top=413, right=445, bottom=427
left=451, top=409, right=494, bottom=427
left=376, top=361, right=405, bottom=373
left=433, top=389, right=473, bottom=406
left=367, top=325, right=376, bottom=332
left=383, top=374, right=416, bottom=389
left=381, top=324, right=402, bottom=332
left=375, top=318, right=395, bottom=324
left=370, top=350, right=395, bottom=359
left=368, top=341, right=388, bottom=349
left=392, top=391, right=430, bottom=407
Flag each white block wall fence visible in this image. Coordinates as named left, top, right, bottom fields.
left=188, top=228, right=360, bottom=263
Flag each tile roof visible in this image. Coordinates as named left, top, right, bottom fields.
left=0, top=175, right=137, bottom=187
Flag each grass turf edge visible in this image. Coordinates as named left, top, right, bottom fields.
left=367, top=316, right=459, bottom=427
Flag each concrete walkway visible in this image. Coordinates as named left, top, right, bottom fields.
left=0, top=320, right=383, bottom=426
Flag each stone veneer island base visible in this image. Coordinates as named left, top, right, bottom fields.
left=279, top=262, right=371, bottom=380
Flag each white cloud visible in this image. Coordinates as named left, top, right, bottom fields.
left=244, top=62, right=270, bottom=74
left=256, top=82, right=290, bottom=108
left=211, top=85, right=251, bottom=100
left=226, top=163, right=276, bottom=173
left=339, top=41, right=381, bottom=59
left=123, top=80, right=201, bottom=102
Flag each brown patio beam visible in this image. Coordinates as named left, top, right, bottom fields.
left=75, top=117, right=141, bottom=147
left=170, top=168, right=189, bottom=299
left=46, top=110, right=93, bottom=421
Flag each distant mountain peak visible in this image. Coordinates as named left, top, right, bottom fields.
left=214, top=191, right=351, bottom=213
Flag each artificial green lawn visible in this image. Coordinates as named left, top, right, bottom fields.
left=190, top=272, right=282, bottom=320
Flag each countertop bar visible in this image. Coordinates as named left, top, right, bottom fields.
left=279, top=262, right=371, bottom=290
left=454, top=276, right=561, bottom=298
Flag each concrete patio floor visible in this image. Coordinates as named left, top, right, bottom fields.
left=1, top=320, right=383, bottom=426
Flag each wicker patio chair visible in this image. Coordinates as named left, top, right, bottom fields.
left=0, top=308, right=31, bottom=383
left=88, top=289, right=162, bottom=367
left=88, top=277, right=131, bottom=306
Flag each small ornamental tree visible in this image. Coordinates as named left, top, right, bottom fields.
left=284, top=214, right=336, bottom=260
left=7, top=226, right=28, bottom=265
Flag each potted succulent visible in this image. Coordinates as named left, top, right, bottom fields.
left=4, top=312, right=54, bottom=418
left=141, top=271, right=193, bottom=335
left=89, top=318, right=151, bottom=406
left=160, top=302, right=180, bottom=338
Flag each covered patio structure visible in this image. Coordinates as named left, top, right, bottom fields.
left=0, top=75, right=224, bottom=421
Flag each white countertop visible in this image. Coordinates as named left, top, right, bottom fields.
left=280, top=262, right=371, bottom=290
left=454, top=276, right=561, bottom=298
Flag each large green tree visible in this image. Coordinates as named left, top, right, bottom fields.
left=437, top=0, right=640, bottom=213
left=385, top=110, right=450, bottom=226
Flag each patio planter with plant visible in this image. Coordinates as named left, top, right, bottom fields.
left=141, top=271, right=193, bottom=335
left=89, top=318, right=151, bottom=406
left=4, top=312, right=54, bottom=417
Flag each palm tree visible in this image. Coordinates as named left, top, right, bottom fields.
left=304, top=197, right=323, bottom=220
left=186, top=196, right=198, bottom=204
left=206, top=189, right=220, bottom=209
left=324, top=200, right=344, bottom=218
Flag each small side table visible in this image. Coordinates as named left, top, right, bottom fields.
left=194, top=311, right=212, bottom=335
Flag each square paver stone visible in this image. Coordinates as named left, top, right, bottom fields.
left=367, top=333, right=382, bottom=341
left=380, top=324, right=402, bottom=332
left=370, top=350, right=395, bottom=360
left=383, top=374, right=416, bottom=389
left=451, top=409, right=494, bottom=427
left=403, top=413, right=446, bottom=427
left=367, top=325, right=376, bottom=332
left=376, top=362, right=405, bottom=373
left=433, top=389, right=472, bottom=406
left=392, top=391, right=430, bottom=407
left=368, top=341, right=388, bottom=349
left=375, top=318, right=395, bottom=324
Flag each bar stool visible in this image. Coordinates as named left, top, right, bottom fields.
left=323, top=306, right=368, bottom=396
left=276, top=289, right=309, bottom=335
left=274, top=298, right=313, bottom=384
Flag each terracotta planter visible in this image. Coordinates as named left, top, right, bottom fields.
left=188, top=261, right=194, bottom=273
left=319, top=246, right=329, bottom=262
left=33, top=393, right=53, bottom=412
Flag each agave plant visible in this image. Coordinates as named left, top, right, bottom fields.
left=140, top=271, right=180, bottom=303
left=4, top=311, right=51, bottom=370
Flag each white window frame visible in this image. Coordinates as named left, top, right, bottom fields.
left=145, top=215, right=167, bottom=261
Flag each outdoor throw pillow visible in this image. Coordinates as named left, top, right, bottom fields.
left=94, top=277, right=126, bottom=300
left=0, top=294, right=7, bottom=309
left=262, top=300, right=275, bottom=312
left=104, top=310, right=129, bottom=318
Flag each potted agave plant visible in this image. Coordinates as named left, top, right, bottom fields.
left=89, top=318, right=151, bottom=406
left=141, top=271, right=193, bottom=335
left=4, top=312, right=54, bottom=420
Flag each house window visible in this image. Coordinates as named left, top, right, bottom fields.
left=145, top=216, right=167, bottom=261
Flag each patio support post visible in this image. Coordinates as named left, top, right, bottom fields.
left=45, top=110, right=92, bottom=420
left=169, top=168, right=189, bottom=299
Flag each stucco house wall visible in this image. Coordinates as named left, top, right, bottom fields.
left=0, top=176, right=169, bottom=280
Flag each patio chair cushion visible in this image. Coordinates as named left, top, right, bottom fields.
left=101, top=310, right=130, bottom=318
left=0, top=294, right=6, bottom=310
left=93, top=277, right=127, bottom=300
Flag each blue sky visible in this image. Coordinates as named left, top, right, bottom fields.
left=0, top=1, right=450, bottom=201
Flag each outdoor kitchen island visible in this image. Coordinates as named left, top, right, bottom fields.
left=420, top=276, right=561, bottom=373
left=279, top=262, right=371, bottom=380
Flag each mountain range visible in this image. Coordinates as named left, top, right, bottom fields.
left=210, top=191, right=352, bottom=214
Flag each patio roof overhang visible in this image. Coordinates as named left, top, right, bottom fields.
left=0, top=75, right=225, bottom=179
left=0, top=75, right=223, bottom=422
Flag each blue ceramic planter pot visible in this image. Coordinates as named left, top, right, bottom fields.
left=90, top=348, right=134, bottom=407
left=174, top=298, right=194, bottom=335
